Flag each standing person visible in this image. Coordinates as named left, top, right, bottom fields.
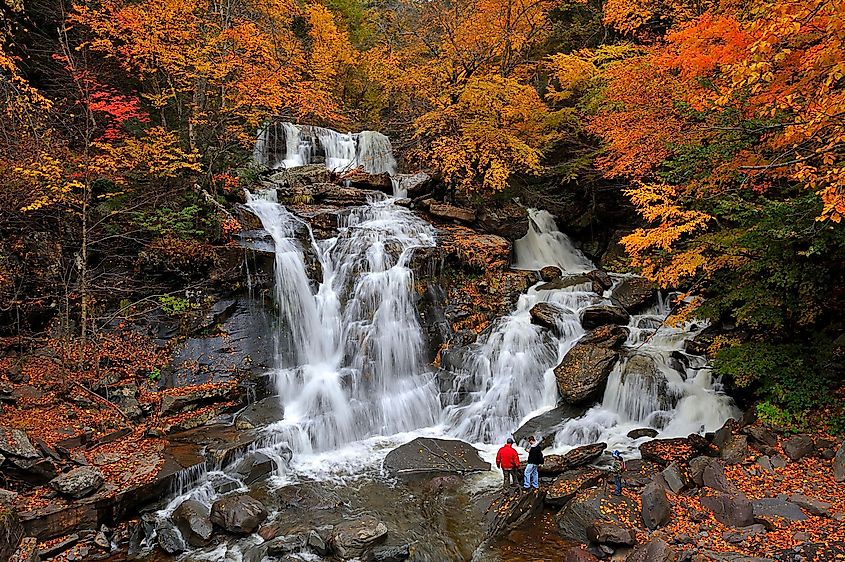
left=523, top=436, right=543, bottom=490
left=495, top=438, right=520, bottom=489
left=611, top=450, right=626, bottom=496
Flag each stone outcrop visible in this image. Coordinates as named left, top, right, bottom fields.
left=483, top=488, right=545, bottom=540
left=556, top=487, right=637, bottom=544
left=545, top=467, right=604, bottom=507
left=781, top=434, right=814, bottom=461
left=49, top=467, right=104, bottom=499
left=610, top=276, right=656, bottom=313
left=586, top=521, right=636, bottom=546
left=554, top=326, right=628, bottom=405
left=529, top=302, right=567, bottom=335
left=539, top=443, right=607, bottom=475
left=210, top=494, right=268, bottom=534
left=172, top=500, right=214, bottom=547
left=331, top=516, right=388, bottom=558
left=428, top=202, right=476, bottom=223
left=383, top=437, right=490, bottom=475
left=700, top=493, right=755, bottom=527
left=580, top=305, right=630, bottom=330
left=475, top=203, right=529, bottom=241
left=513, top=403, right=587, bottom=449
left=540, top=266, right=563, bottom=282
left=641, top=480, right=672, bottom=529
left=235, top=396, right=284, bottom=430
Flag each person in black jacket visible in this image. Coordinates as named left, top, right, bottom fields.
left=522, top=436, right=544, bottom=489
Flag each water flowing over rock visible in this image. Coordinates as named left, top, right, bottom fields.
left=610, top=277, right=657, bottom=313
left=383, top=438, right=489, bottom=475
left=554, top=326, right=627, bottom=405
left=171, top=500, right=213, bottom=547
left=529, top=302, right=568, bottom=335
left=513, top=210, right=594, bottom=272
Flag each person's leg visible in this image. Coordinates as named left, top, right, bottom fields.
left=523, top=465, right=531, bottom=489
left=614, top=475, right=622, bottom=496
left=503, top=470, right=508, bottom=488
left=531, top=465, right=539, bottom=489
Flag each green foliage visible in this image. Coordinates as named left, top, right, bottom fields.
left=132, top=204, right=209, bottom=239
left=755, top=401, right=806, bottom=433
left=158, top=295, right=198, bottom=315
left=147, top=367, right=161, bottom=384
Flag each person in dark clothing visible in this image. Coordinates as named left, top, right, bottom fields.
left=523, top=436, right=543, bottom=489
left=611, top=450, right=626, bottom=496
left=495, top=438, right=520, bottom=488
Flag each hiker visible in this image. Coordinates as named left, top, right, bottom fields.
left=611, top=450, right=626, bottom=496
left=523, top=436, right=543, bottom=489
left=495, top=437, right=520, bottom=488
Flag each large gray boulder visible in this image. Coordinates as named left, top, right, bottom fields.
left=700, top=493, right=755, bottom=527
left=49, top=467, right=104, bottom=499
left=540, top=443, right=607, bottom=475
left=611, top=277, right=656, bottom=313
left=781, top=434, right=814, bottom=461
left=556, top=487, right=637, bottom=544
left=210, top=494, right=268, bottom=534
left=751, top=497, right=807, bottom=521
left=625, top=538, right=678, bottom=562
left=554, top=326, right=628, bottom=404
left=235, top=396, right=284, bottom=430
left=580, top=305, right=630, bottom=330
left=172, top=500, right=214, bottom=547
left=383, top=437, right=489, bottom=475
left=231, top=451, right=283, bottom=485
left=530, top=303, right=568, bottom=335
left=789, top=493, right=830, bottom=516
left=0, top=427, right=40, bottom=459
left=587, top=521, right=636, bottom=546
left=331, top=516, right=388, bottom=558
left=641, top=480, right=672, bottom=529
left=513, top=403, right=587, bottom=449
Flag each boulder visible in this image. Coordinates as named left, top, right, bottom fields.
left=722, top=524, right=767, bottom=545
left=156, top=522, right=186, bottom=555
left=586, top=270, right=613, bottom=295
left=340, top=170, right=392, bottom=193
left=364, top=544, right=411, bottom=562
left=483, top=488, right=545, bottom=540
left=49, top=467, right=104, bottom=499
left=529, top=302, right=567, bottom=335
left=751, top=497, right=807, bottom=521
left=539, top=443, right=607, bottom=475
left=554, top=326, right=628, bottom=405
left=720, top=435, right=748, bottom=465
left=537, top=275, right=591, bottom=291
left=781, top=434, right=814, bottom=461
left=610, top=277, right=656, bottom=313
left=788, top=493, right=830, bottom=517
left=743, top=426, right=778, bottom=448
left=701, top=459, right=739, bottom=494
left=383, top=437, right=489, bottom=475
left=266, top=534, right=308, bottom=555
left=564, top=546, right=602, bottom=562
left=312, top=184, right=371, bottom=206
left=393, top=172, right=432, bottom=199
left=619, top=354, right=673, bottom=410
left=513, top=403, right=587, bottom=449
left=625, top=539, right=678, bottom=562
left=587, top=521, right=636, bottom=546
left=429, top=202, right=475, bottom=223
left=0, top=427, right=40, bottom=459
left=235, top=396, right=284, bottom=430
left=659, top=463, right=687, bottom=494
left=556, top=487, right=637, bottom=544
left=172, top=500, right=213, bottom=547
left=700, top=493, right=755, bottom=527
left=210, top=494, right=268, bottom=534
left=476, top=204, right=530, bottom=241
left=331, top=515, right=388, bottom=558
left=834, top=442, right=845, bottom=482
left=641, top=480, right=672, bottom=529
left=9, top=537, right=38, bottom=562
left=159, top=385, right=240, bottom=417
left=0, top=504, right=23, bottom=561
left=540, top=266, right=563, bottom=282
left=639, top=438, right=697, bottom=466
left=546, top=467, right=604, bottom=506
left=231, top=451, right=282, bottom=485
left=627, top=428, right=659, bottom=440
left=580, top=305, right=630, bottom=330
left=712, top=418, right=740, bottom=449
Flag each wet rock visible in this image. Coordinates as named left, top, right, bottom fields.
left=312, top=184, right=371, bottom=206
left=556, top=487, right=637, bottom=544
left=9, top=537, right=38, bottom=562
left=690, top=455, right=716, bottom=485
left=788, top=493, right=829, bottom=517
left=722, top=524, right=766, bottom=544
left=554, top=326, right=628, bottom=405
left=751, top=497, right=807, bottom=521
left=270, top=164, right=331, bottom=187
left=5, top=456, right=58, bottom=485
left=364, top=544, right=411, bottom=562
left=627, top=428, right=659, bottom=440
left=587, top=521, right=636, bottom=546
left=580, top=305, right=630, bottom=330
left=640, top=438, right=697, bottom=466
left=620, top=459, right=663, bottom=488
left=537, top=275, right=591, bottom=291
left=383, top=437, right=490, bottom=475
left=231, top=451, right=282, bottom=485
left=156, top=522, right=186, bottom=555
left=564, top=546, right=601, bottom=562
left=743, top=426, right=778, bottom=448
left=0, top=427, right=40, bottom=459
left=659, top=463, right=687, bottom=494
left=610, top=277, right=656, bottom=313
left=546, top=467, right=604, bottom=506
left=49, top=467, right=104, bottom=499
left=266, top=534, right=308, bottom=555
left=701, top=459, right=739, bottom=494
left=210, top=494, right=268, bottom=534
left=513, top=403, right=587, bottom=449
left=0, top=503, right=23, bottom=560
left=429, top=202, right=476, bottom=223
left=641, top=480, right=672, bottom=529
left=834, top=442, right=845, bottom=482
left=172, top=499, right=213, bottom=547
left=586, top=270, right=613, bottom=294
left=529, top=302, right=567, bottom=335
left=331, top=515, right=388, bottom=559
left=625, top=538, right=677, bottom=562
left=540, top=266, right=563, bottom=282
left=476, top=203, right=529, bottom=241
left=620, top=354, right=673, bottom=410
left=393, top=172, right=432, bottom=199
left=340, top=170, right=393, bottom=193
left=720, top=435, right=748, bottom=465
left=484, top=488, right=545, bottom=540
left=781, top=434, right=814, bottom=461
left=160, top=385, right=241, bottom=417
left=308, top=528, right=331, bottom=555
left=235, top=396, right=284, bottom=430
left=700, top=493, right=754, bottom=527
left=540, top=443, right=607, bottom=475
left=694, top=551, right=774, bottom=562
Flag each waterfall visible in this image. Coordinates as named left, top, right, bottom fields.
left=245, top=191, right=440, bottom=453
left=254, top=122, right=397, bottom=177
left=443, top=208, right=737, bottom=452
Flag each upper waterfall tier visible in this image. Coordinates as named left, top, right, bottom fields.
left=253, top=122, right=398, bottom=176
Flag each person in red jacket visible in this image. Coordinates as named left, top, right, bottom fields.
left=495, top=438, right=520, bottom=488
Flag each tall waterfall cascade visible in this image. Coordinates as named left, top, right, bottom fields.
left=253, top=122, right=397, bottom=176
left=245, top=191, right=440, bottom=454
left=442, top=208, right=737, bottom=453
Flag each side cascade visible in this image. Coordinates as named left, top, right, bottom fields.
left=253, top=121, right=397, bottom=176
left=442, top=208, right=738, bottom=453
